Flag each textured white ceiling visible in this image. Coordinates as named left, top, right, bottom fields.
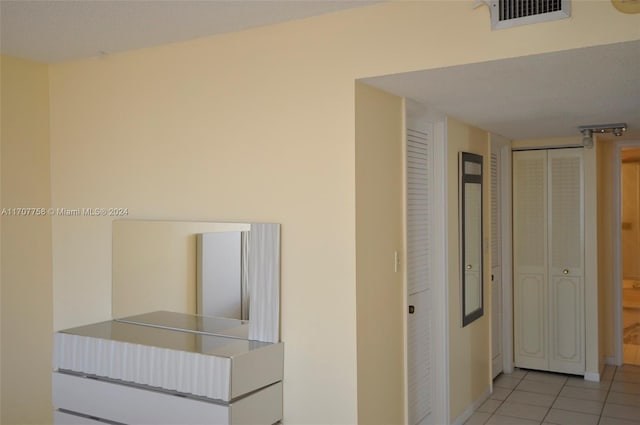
left=0, top=0, right=380, bottom=63
left=1, top=2, right=638, bottom=141
left=364, top=40, right=640, bottom=141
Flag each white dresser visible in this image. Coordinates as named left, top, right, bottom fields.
left=52, top=312, right=283, bottom=425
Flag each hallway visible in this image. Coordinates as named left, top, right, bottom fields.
left=465, top=365, right=640, bottom=425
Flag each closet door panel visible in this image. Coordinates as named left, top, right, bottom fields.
left=548, top=149, right=584, bottom=373
left=548, top=151, right=584, bottom=273
left=406, top=127, right=433, bottom=425
left=407, top=290, right=431, bottom=425
left=490, top=148, right=503, bottom=378
left=549, top=276, right=583, bottom=373
left=517, top=274, right=547, bottom=367
left=513, top=148, right=585, bottom=375
left=513, top=150, right=548, bottom=370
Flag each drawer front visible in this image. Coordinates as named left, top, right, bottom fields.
left=53, top=372, right=283, bottom=425
left=231, top=381, right=282, bottom=425
left=231, top=342, right=284, bottom=398
left=54, top=333, right=232, bottom=401
left=53, top=372, right=228, bottom=425
left=54, top=410, right=113, bottom=425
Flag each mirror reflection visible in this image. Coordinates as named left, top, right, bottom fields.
left=460, top=152, right=484, bottom=326
left=112, top=220, right=251, bottom=319
left=197, top=231, right=250, bottom=320
left=464, top=183, right=482, bottom=313
left=112, top=220, right=281, bottom=343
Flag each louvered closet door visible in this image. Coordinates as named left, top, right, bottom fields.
left=490, top=145, right=503, bottom=378
left=548, top=149, right=584, bottom=374
left=513, top=148, right=585, bottom=374
left=406, top=128, right=432, bottom=425
left=513, top=150, right=548, bottom=371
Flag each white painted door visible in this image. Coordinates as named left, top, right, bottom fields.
left=547, top=149, right=584, bottom=374
left=513, top=149, right=584, bottom=374
left=513, top=150, right=548, bottom=371
left=408, top=290, right=430, bottom=425
left=490, top=144, right=503, bottom=378
left=406, top=127, right=432, bottom=425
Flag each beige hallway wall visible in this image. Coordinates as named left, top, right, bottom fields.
left=598, top=139, right=616, bottom=363
left=355, top=82, right=404, bottom=425
left=0, top=55, right=53, bottom=425
left=447, top=117, right=491, bottom=418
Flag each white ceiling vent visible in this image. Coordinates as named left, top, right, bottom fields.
left=489, top=0, right=571, bottom=29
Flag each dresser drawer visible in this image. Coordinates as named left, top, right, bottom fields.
left=54, top=323, right=284, bottom=402
left=54, top=410, right=113, bottom=424
left=53, top=372, right=282, bottom=425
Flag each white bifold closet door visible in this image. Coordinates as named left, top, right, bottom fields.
left=513, top=148, right=585, bottom=375
left=406, top=128, right=433, bottom=425
left=490, top=146, right=503, bottom=378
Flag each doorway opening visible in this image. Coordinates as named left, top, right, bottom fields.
left=621, top=147, right=640, bottom=366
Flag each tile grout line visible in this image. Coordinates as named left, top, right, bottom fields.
left=474, top=366, right=640, bottom=425
left=538, top=373, right=568, bottom=425
left=482, top=371, right=526, bottom=425
left=598, top=365, right=616, bottom=424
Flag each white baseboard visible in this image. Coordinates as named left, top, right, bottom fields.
left=584, top=372, right=600, bottom=382
left=451, top=386, right=491, bottom=425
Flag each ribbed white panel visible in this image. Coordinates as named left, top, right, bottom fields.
left=248, top=223, right=280, bottom=343
left=407, top=129, right=431, bottom=296
left=550, top=155, right=582, bottom=270
left=406, top=127, right=432, bottom=425
left=514, top=154, right=546, bottom=268
left=53, top=332, right=232, bottom=401
left=491, top=152, right=500, bottom=269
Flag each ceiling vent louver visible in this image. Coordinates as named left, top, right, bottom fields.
left=489, top=0, right=571, bottom=29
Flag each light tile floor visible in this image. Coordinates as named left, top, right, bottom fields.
left=465, top=364, right=640, bottom=425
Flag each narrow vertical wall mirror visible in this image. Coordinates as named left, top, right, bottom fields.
left=460, top=152, right=484, bottom=326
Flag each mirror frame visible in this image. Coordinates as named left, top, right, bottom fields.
left=460, top=152, right=484, bottom=327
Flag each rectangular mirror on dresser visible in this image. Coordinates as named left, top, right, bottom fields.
left=112, top=220, right=281, bottom=343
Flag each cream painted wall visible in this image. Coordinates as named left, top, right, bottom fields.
left=599, top=139, right=617, bottom=363
left=513, top=136, right=600, bottom=376
left=447, top=118, right=491, bottom=420
left=354, top=82, right=404, bottom=424
left=0, top=56, right=53, bottom=425
left=0, top=1, right=634, bottom=423
left=598, top=140, right=615, bottom=361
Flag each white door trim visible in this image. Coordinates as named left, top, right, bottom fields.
left=432, top=116, right=450, bottom=425
left=500, top=142, right=514, bottom=374
left=405, top=101, right=449, bottom=425
left=612, top=139, right=640, bottom=366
